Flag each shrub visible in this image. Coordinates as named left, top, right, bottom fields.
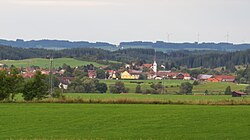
left=179, top=82, right=193, bottom=94
left=193, top=81, right=199, bottom=86
left=51, top=88, right=64, bottom=98
left=96, top=83, right=108, bottom=93
left=245, top=86, right=250, bottom=95
left=224, top=86, right=232, bottom=95
left=143, top=89, right=152, bottom=94
left=135, top=85, right=142, bottom=93
left=205, top=90, right=209, bottom=95
left=109, top=81, right=129, bottom=94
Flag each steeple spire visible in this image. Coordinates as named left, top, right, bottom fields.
left=153, top=50, right=157, bottom=73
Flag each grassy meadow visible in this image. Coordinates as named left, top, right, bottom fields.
left=0, top=58, right=104, bottom=68
left=100, top=79, right=247, bottom=94
left=0, top=103, right=250, bottom=140
left=64, top=93, right=249, bottom=102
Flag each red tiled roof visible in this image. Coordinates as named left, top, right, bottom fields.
left=214, top=75, right=236, bottom=79
left=22, top=73, right=35, bottom=78
left=106, top=70, right=114, bottom=73
left=183, top=73, right=190, bottom=77
left=143, top=64, right=152, bottom=68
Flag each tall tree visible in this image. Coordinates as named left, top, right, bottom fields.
left=22, top=71, right=49, bottom=101
left=96, top=69, right=106, bottom=79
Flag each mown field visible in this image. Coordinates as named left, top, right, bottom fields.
left=0, top=103, right=250, bottom=140
left=100, top=79, right=248, bottom=94
left=64, top=93, right=249, bottom=102
left=0, top=58, right=104, bottom=68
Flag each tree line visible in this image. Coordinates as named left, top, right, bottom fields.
left=2, top=45, right=250, bottom=69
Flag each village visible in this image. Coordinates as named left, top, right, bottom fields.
left=0, top=58, right=236, bottom=91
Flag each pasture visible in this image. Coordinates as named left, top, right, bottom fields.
left=100, top=79, right=247, bottom=94
left=64, top=93, right=249, bottom=102
left=0, top=103, right=250, bottom=139
left=0, top=58, right=104, bottom=68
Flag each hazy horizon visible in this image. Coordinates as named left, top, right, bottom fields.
left=0, top=0, right=249, bottom=44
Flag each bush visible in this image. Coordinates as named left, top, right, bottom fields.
left=51, top=88, right=64, bottom=98
left=68, top=77, right=106, bottom=93
left=246, top=86, right=250, bottom=95
left=205, top=90, right=209, bottom=95
left=143, top=89, right=152, bottom=94
left=193, top=81, right=199, bottom=86
left=179, top=82, right=193, bottom=94
left=224, top=86, right=232, bottom=95
left=96, top=83, right=108, bottom=93
left=149, top=83, right=165, bottom=94
left=135, top=85, right=142, bottom=93
left=109, top=81, right=129, bottom=94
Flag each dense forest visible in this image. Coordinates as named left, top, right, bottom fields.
left=1, top=45, right=250, bottom=69
left=0, top=39, right=117, bottom=50
left=120, top=41, right=250, bottom=51
left=1, top=39, right=250, bottom=52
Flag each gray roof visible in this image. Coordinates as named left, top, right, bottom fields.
left=197, top=74, right=213, bottom=80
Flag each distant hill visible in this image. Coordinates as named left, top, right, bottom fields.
left=0, top=39, right=117, bottom=50
left=1, top=39, right=250, bottom=52
left=2, top=44, right=250, bottom=69
left=0, top=58, right=105, bottom=68
left=119, top=41, right=250, bottom=52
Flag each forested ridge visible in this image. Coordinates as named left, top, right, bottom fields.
left=1, top=45, right=250, bottom=68
left=1, top=39, right=250, bottom=51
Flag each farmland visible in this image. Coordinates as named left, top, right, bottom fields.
left=0, top=58, right=104, bottom=68
left=100, top=79, right=247, bottom=94
left=64, top=93, right=250, bottom=102
left=0, top=103, right=250, bottom=140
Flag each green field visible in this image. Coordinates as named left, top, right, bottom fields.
left=0, top=58, right=104, bottom=68
left=100, top=80, right=247, bottom=94
left=64, top=93, right=250, bottom=102
left=0, top=103, right=250, bottom=139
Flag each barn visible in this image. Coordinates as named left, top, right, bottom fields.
left=232, top=91, right=247, bottom=97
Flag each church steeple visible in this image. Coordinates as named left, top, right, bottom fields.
left=152, top=50, right=157, bottom=73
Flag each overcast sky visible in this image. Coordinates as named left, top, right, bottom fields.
left=0, top=0, right=249, bottom=44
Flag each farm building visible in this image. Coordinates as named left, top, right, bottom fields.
left=58, top=77, right=74, bottom=90
left=88, top=70, right=96, bottom=79
left=214, top=75, right=235, bottom=82
left=232, top=91, right=247, bottom=97
left=121, top=71, right=138, bottom=80
left=197, top=74, right=213, bottom=81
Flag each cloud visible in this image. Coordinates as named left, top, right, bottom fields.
left=6, top=0, right=120, bottom=7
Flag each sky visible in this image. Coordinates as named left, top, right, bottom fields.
left=0, top=0, right=249, bottom=44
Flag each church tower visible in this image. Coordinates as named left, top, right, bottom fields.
left=152, top=51, right=157, bottom=73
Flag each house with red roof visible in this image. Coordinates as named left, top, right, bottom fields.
left=214, top=75, right=235, bottom=82
left=88, top=70, right=96, bottom=79
left=22, top=72, right=35, bottom=78
left=143, top=64, right=153, bottom=69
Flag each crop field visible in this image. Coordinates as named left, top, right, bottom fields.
left=0, top=103, right=250, bottom=140
left=100, top=79, right=247, bottom=94
left=0, top=58, right=104, bottom=68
